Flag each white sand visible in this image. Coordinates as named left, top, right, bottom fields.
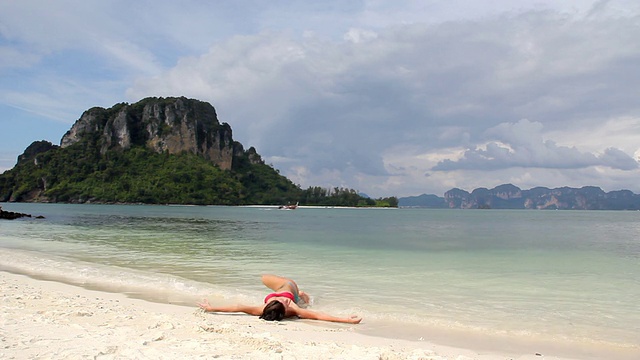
left=0, top=271, right=591, bottom=360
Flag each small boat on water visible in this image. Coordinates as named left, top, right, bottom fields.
left=278, top=202, right=298, bottom=210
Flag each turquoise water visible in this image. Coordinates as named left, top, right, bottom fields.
left=1, top=203, right=639, bottom=356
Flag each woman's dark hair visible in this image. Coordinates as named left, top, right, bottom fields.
left=260, top=300, right=286, bottom=321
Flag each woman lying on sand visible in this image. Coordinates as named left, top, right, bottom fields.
left=198, top=274, right=362, bottom=324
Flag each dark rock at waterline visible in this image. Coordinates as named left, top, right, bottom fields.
left=0, top=207, right=45, bottom=220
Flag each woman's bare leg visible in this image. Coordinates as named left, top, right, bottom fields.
left=261, top=274, right=292, bottom=291
left=261, top=274, right=309, bottom=304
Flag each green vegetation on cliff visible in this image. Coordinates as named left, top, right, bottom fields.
left=0, top=142, right=395, bottom=206
left=0, top=142, right=300, bottom=205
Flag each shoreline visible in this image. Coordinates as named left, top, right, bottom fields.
left=1, top=270, right=614, bottom=360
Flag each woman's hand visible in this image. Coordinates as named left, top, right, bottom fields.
left=346, top=315, right=362, bottom=324
left=197, top=299, right=212, bottom=312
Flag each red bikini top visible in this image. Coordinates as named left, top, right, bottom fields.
left=264, top=292, right=295, bottom=303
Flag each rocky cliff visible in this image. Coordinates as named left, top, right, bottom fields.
left=17, top=140, right=59, bottom=166
left=0, top=97, right=302, bottom=205
left=60, top=97, right=250, bottom=170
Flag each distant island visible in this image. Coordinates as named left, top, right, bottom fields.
left=0, top=97, right=397, bottom=207
left=399, top=184, right=640, bottom=210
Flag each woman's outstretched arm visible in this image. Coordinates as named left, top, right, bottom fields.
left=293, top=308, right=362, bottom=324
left=198, top=299, right=263, bottom=316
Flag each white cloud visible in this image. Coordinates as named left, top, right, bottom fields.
left=547, top=116, right=640, bottom=155
left=344, top=28, right=378, bottom=43
left=432, top=119, right=638, bottom=171
left=101, top=40, right=164, bottom=76
left=0, top=46, right=42, bottom=70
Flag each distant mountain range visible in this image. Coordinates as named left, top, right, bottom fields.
left=398, top=184, right=640, bottom=210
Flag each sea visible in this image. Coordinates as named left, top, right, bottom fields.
left=1, top=203, right=638, bottom=359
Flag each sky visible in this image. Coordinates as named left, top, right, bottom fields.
left=1, top=0, right=639, bottom=198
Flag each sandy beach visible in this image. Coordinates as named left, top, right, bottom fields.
left=0, top=271, right=594, bottom=360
